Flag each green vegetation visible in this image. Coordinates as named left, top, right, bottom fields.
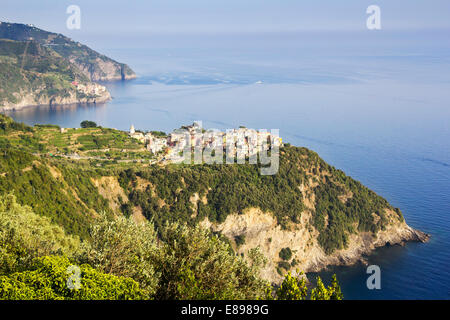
left=120, top=146, right=401, bottom=253
left=277, top=261, right=291, bottom=272
left=0, top=39, right=88, bottom=106
left=77, top=212, right=159, bottom=297
left=80, top=120, right=98, bottom=128
left=0, top=197, right=269, bottom=300
left=149, top=131, right=167, bottom=138
left=0, top=256, right=144, bottom=300
left=272, top=271, right=343, bottom=300
left=0, top=115, right=408, bottom=299
left=234, top=235, right=246, bottom=248
left=0, top=194, right=80, bottom=273
left=0, top=114, right=404, bottom=254
left=279, top=247, right=292, bottom=261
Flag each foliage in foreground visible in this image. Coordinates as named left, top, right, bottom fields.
left=77, top=213, right=159, bottom=297
left=0, top=256, right=144, bottom=300
left=0, top=193, right=343, bottom=300
left=274, top=272, right=343, bottom=300
left=0, top=194, right=80, bottom=274
left=154, top=222, right=268, bottom=300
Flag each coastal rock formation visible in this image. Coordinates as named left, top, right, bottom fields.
left=0, top=82, right=110, bottom=111
left=201, top=207, right=429, bottom=283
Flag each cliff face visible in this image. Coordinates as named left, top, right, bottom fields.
left=0, top=22, right=136, bottom=81
left=201, top=208, right=428, bottom=283
left=71, top=57, right=136, bottom=82
left=114, top=146, right=430, bottom=284
left=0, top=82, right=111, bottom=111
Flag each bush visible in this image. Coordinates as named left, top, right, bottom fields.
left=153, top=222, right=268, bottom=300
left=80, top=121, right=97, bottom=128
left=277, top=261, right=291, bottom=271
left=0, top=194, right=80, bottom=274
left=0, top=256, right=145, bottom=300
left=279, top=247, right=292, bottom=261
left=274, top=272, right=343, bottom=300
left=234, top=235, right=246, bottom=248
left=77, top=212, right=159, bottom=298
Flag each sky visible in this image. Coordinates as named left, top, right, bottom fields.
left=2, top=0, right=450, bottom=38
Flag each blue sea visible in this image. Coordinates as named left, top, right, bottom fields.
left=4, top=30, right=450, bottom=299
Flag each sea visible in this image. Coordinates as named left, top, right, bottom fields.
left=3, top=30, right=450, bottom=299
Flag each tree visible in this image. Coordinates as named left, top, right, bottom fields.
left=276, top=271, right=308, bottom=300
left=0, top=194, right=80, bottom=274
left=0, top=256, right=144, bottom=300
left=153, top=222, right=268, bottom=300
left=77, top=212, right=159, bottom=298
left=310, top=276, right=330, bottom=300
left=80, top=120, right=97, bottom=128
left=328, top=274, right=344, bottom=300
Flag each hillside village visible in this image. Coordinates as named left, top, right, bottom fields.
left=128, top=121, right=283, bottom=163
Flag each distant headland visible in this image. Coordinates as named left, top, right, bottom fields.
left=0, top=22, right=136, bottom=111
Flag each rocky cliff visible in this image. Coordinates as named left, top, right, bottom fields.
left=0, top=82, right=111, bottom=111
left=201, top=207, right=428, bottom=283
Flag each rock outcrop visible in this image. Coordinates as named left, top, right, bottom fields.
left=201, top=207, right=429, bottom=284
left=0, top=82, right=111, bottom=111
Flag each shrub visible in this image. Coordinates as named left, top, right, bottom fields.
left=77, top=212, right=159, bottom=298
left=80, top=121, right=97, bottom=128
left=234, top=235, right=246, bottom=248
left=0, top=256, right=144, bottom=300
left=153, top=222, right=268, bottom=300
left=0, top=194, right=80, bottom=274
left=279, top=247, right=292, bottom=261
left=275, top=272, right=343, bottom=300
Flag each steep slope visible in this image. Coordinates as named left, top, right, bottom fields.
left=121, top=147, right=429, bottom=282
left=0, top=39, right=110, bottom=110
left=0, top=22, right=136, bottom=81
left=0, top=115, right=429, bottom=283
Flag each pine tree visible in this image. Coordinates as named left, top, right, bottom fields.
left=310, top=276, right=330, bottom=300
left=276, top=271, right=308, bottom=300
left=328, top=274, right=344, bottom=300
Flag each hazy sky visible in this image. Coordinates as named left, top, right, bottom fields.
left=2, top=0, right=450, bottom=37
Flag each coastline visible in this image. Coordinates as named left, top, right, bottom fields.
left=0, top=83, right=112, bottom=112
left=202, top=207, right=430, bottom=284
